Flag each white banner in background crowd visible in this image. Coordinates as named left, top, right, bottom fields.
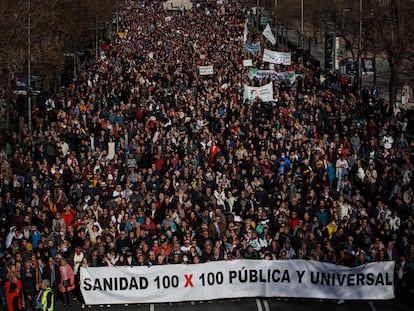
left=248, top=68, right=299, bottom=85
left=243, top=83, right=274, bottom=102
left=263, top=49, right=291, bottom=65
left=243, top=42, right=261, bottom=54
left=199, top=65, right=214, bottom=75
left=80, top=260, right=394, bottom=305
left=243, top=59, right=253, bottom=67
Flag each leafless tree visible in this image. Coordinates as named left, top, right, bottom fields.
left=0, top=0, right=117, bottom=99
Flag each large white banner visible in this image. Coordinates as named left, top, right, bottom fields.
left=243, top=83, right=274, bottom=102
left=248, top=69, right=298, bottom=85
left=263, top=49, right=291, bottom=65
left=80, top=260, right=394, bottom=305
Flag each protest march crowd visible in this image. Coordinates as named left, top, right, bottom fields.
left=1, top=0, right=414, bottom=309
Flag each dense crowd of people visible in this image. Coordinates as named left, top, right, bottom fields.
left=1, top=0, right=413, bottom=309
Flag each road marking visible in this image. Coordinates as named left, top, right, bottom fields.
left=255, top=299, right=263, bottom=311
left=368, top=302, right=377, bottom=311
left=263, top=299, right=270, bottom=311
left=150, top=303, right=155, bottom=311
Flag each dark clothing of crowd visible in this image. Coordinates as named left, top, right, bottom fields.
left=0, top=0, right=413, bottom=307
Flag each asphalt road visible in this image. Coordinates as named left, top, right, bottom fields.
left=57, top=298, right=411, bottom=311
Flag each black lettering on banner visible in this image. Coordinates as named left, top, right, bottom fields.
left=270, top=269, right=290, bottom=283
left=199, top=272, right=224, bottom=286
left=321, top=273, right=330, bottom=285
left=103, top=278, right=113, bottom=291
left=281, top=270, right=290, bottom=283
left=229, top=271, right=236, bottom=284
left=356, top=273, right=365, bottom=286
left=366, top=273, right=374, bottom=285
left=347, top=274, right=355, bottom=286
left=228, top=269, right=293, bottom=284
left=260, top=270, right=267, bottom=282
left=310, top=272, right=392, bottom=287
left=216, top=272, right=223, bottom=284
left=337, top=274, right=346, bottom=286
left=93, top=279, right=102, bottom=291
left=84, top=278, right=92, bottom=291
left=120, top=277, right=128, bottom=290
left=84, top=277, right=148, bottom=291
left=130, top=277, right=139, bottom=290
left=140, top=277, right=149, bottom=289
left=310, top=271, right=318, bottom=284
left=250, top=270, right=258, bottom=282
left=375, top=273, right=384, bottom=286
left=296, top=270, right=305, bottom=284
left=272, top=269, right=281, bottom=282
left=239, top=267, right=247, bottom=283
left=386, top=273, right=392, bottom=285
left=208, top=273, right=214, bottom=285
left=154, top=275, right=179, bottom=289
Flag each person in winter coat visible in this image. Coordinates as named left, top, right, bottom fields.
left=4, top=276, right=23, bottom=311
left=58, top=258, right=75, bottom=307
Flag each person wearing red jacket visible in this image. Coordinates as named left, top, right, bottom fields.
left=4, top=276, right=23, bottom=311
left=61, top=205, right=76, bottom=229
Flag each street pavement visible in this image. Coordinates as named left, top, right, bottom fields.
left=56, top=297, right=411, bottom=311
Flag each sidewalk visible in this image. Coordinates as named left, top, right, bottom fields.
left=285, top=30, right=414, bottom=109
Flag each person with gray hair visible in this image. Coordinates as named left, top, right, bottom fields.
left=42, top=279, right=51, bottom=287
left=37, top=278, right=54, bottom=311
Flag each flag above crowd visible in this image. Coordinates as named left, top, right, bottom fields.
left=263, top=24, right=276, bottom=45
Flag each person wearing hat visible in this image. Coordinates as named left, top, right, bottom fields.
left=242, top=244, right=260, bottom=260
left=355, top=249, right=368, bottom=266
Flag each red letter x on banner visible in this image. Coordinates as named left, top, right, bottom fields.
left=184, top=274, right=194, bottom=287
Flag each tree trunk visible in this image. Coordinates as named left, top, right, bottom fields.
left=388, top=57, right=401, bottom=107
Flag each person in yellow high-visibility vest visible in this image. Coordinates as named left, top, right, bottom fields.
left=40, top=279, right=54, bottom=311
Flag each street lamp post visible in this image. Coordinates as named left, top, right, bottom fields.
left=28, top=0, right=32, bottom=133
left=358, top=0, right=363, bottom=96
left=95, top=0, right=99, bottom=61
left=301, top=0, right=304, bottom=49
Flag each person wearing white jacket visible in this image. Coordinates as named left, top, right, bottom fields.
left=388, top=211, right=401, bottom=232
left=72, top=247, right=85, bottom=276
left=5, top=227, right=23, bottom=249
left=335, top=153, right=349, bottom=191
left=213, top=185, right=226, bottom=207
left=337, top=196, right=352, bottom=221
